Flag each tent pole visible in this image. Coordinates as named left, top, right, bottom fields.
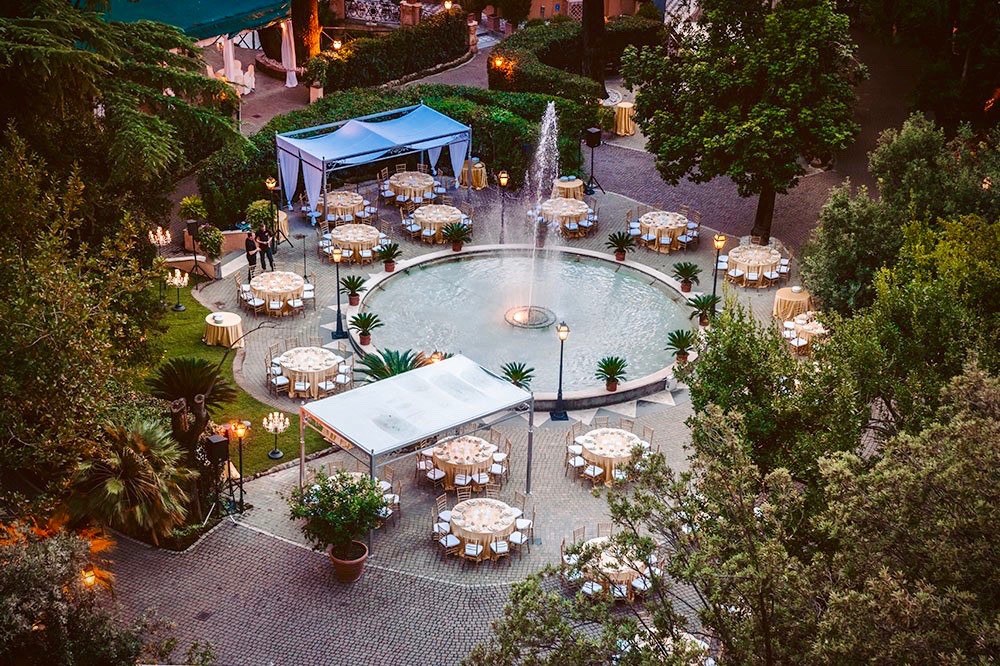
left=368, top=452, right=376, bottom=554
left=525, top=397, right=535, bottom=494
left=465, top=136, right=472, bottom=202
left=321, top=155, right=327, bottom=218
left=298, top=404, right=306, bottom=490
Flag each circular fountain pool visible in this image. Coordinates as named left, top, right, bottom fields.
left=360, top=248, right=691, bottom=394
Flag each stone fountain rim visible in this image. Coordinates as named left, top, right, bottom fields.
left=346, top=244, right=702, bottom=408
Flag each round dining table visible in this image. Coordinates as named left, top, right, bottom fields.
left=792, top=312, right=828, bottom=342
left=330, top=223, right=380, bottom=255
left=389, top=171, right=435, bottom=200
left=639, top=211, right=688, bottom=250
left=540, top=197, right=590, bottom=227
left=432, top=435, right=497, bottom=489
left=772, top=287, right=812, bottom=320
left=577, top=428, right=645, bottom=484
left=203, top=312, right=244, bottom=349
left=580, top=536, right=648, bottom=587
left=250, top=271, right=304, bottom=312
left=614, top=102, right=635, bottom=136
left=413, top=204, right=463, bottom=243
left=449, top=498, right=518, bottom=548
left=275, top=346, right=343, bottom=398
left=322, top=191, right=364, bottom=219
left=552, top=178, right=585, bottom=200
left=728, top=245, right=781, bottom=278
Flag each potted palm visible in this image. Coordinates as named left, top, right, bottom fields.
left=441, top=222, right=472, bottom=252
left=376, top=243, right=402, bottom=272
left=595, top=356, right=628, bottom=392
left=500, top=361, right=535, bottom=389
left=605, top=231, right=636, bottom=261
left=666, top=329, right=697, bottom=364
left=340, top=275, right=368, bottom=306
left=671, top=262, right=701, bottom=293
left=178, top=195, right=207, bottom=226
left=349, top=312, right=383, bottom=346
left=687, top=294, right=721, bottom=327
left=286, top=469, right=385, bottom=583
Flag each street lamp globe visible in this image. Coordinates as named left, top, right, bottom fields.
left=498, top=170, right=509, bottom=188
left=713, top=234, right=726, bottom=251
left=333, top=247, right=343, bottom=264
left=265, top=176, right=277, bottom=191
left=556, top=321, right=570, bottom=341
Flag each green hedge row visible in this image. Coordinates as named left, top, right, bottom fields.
left=487, top=16, right=666, bottom=102
left=304, top=9, right=468, bottom=91
left=196, top=85, right=606, bottom=229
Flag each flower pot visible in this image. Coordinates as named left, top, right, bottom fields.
left=359, top=333, right=372, bottom=346
left=680, top=280, right=692, bottom=293
left=384, top=261, right=396, bottom=273
left=605, top=380, right=619, bottom=392
left=676, top=352, right=689, bottom=364
left=452, top=241, right=463, bottom=252
left=614, top=250, right=626, bottom=261
left=348, top=294, right=360, bottom=306
left=699, top=314, right=710, bottom=327
left=329, top=540, right=368, bottom=583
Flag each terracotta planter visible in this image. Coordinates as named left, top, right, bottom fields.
left=680, top=280, right=692, bottom=293
left=329, top=540, right=369, bottom=583
left=605, top=380, right=619, bottom=392
left=384, top=261, right=396, bottom=273
left=614, top=250, right=626, bottom=261
left=359, top=333, right=372, bottom=346
left=348, top=294, right=360, bottom=306
left=452, top=241, right=463, bottom=252
left=675, top=352, right=689, bottom=364
left=699, top=314, right=710, bottom=327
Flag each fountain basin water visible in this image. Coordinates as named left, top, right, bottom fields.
left=358, top=246, right=693, bottom=396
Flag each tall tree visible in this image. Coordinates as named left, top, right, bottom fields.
left=580, top=0, right=607, bottom=97
left=291, top=0, right=320, bottom=63
left=621, top=0, right=864, bottom=243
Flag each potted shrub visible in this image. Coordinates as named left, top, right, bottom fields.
left=595, top=356, right=628, bottom=392
left=671, top=261, right=701, bottom=293
left=286, top=469, right=386, bottom=583
left=500, top=361, right=535, bottom=389
left=349, top=312, right=383, bottom=346
left=195, top=224, right=224, bottom=279
left=687, top=294, right=721, bottom=327
left=245, top=199, right=274, bottom=231
left=441, top=222, right=472, bottom=252
left=665, top=329, right=697, bottom=364
left=179, top=195, right=207, bottom=224
left=340, top=275, right=368, bottom=306
left=376, top=243, right=402, bottom=272
left=605, top=231, right=636, bottom=261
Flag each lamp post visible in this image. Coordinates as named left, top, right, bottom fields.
left=165, top=269, right=189, bottom=312
left=497, top=170, right=509, bottom=244
left=265, top=176, right=278, bottom=253
left=550, top=321, right=570, bottom=421
left=711, top=234, right=726, bottom=316
left=331, top=247, right=348, bottom=340
left=294, top=232, right=308, bottom=277
left=230, top=420, right=249, bottom=513
left=263, top=411, right=289, bottom=460
left=148, top=226, right=171, bottom=307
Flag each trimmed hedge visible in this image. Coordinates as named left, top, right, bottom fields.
left=304, top=9, right=468, bottom=90
left=196, top=85, right=607, bottom=228
left=487, top=16, right=666, bottom=102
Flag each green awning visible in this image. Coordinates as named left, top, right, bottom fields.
left=104, top=0, right=290, bottom=39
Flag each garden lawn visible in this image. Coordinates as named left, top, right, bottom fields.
left=154, top=285, right=328, bottom=476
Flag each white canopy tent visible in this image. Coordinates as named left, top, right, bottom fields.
left=299, top=355, right=536, bottom=492
left=275, top=104, right=472, bottom=211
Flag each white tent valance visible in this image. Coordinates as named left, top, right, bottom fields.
left=275, top=104, right=472, bottom=209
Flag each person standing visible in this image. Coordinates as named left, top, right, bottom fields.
left=244, top=231, right=258, bottom=280
left=255, top=224, right=275, bottom=271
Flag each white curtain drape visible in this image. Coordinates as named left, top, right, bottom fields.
left=278, top=151, right=300, bottom=208
left=448, top=140, right=468, bottom=189
left=426, top=146, right=443, bottom=175
left=280, top=20, right=298, bottom=88
left=223, top=37, right=238, bottom=83
left=302, top=162, right=324, bottom=211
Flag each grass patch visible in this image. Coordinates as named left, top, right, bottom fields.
left=152, top=285, right=329, bottom=476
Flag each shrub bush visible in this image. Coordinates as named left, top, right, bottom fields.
left=305, top=9, right=468, bottom=91
left=487, top=16, right=665, bottom=101
left=196, top=85, right=604, bottom=228
left=194, top=224, right=223, bottom=260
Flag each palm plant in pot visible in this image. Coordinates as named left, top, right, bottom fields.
left=340, top=274, right=368, bottom=306
left=687, top=294, right=721, bottom=327
left=376, top=243, right=402, bottom=272
left=356, top=349, right=430, bottom=382
left=605, top=231, right=636, bottom=261
left=441, top=222, right=472, bottom=252
left=595, top=356, right=628, bottom=392
left=286, top=469, right=386, bottom=583
left=349, top=311, right=383, bottom=346
left=671, top=261, right=702, bottom=293
left=500, top=361, right=535, bottom=389
left=665, top=329, right=697, bottom=364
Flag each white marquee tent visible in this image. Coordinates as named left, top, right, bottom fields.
left=275, top=104, right=472, bottom=211
left=298, top=355, right=536, bottom=491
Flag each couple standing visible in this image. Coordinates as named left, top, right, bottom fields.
left=245, top=225, right=274, bottom=279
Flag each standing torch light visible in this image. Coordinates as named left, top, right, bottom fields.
left=550, top=322, right=570, bottom=421
left=230, top=420, right=249, bottom=513
left=263, top=411, right=290, bottom=460
left=81, top=567, right=97, bottom=588
left=148, top=226, right=171, bottom=306
left=331, top=247, right=348, bottom=340
left=165, top=269, right=189, bottom=312
left=333, top=39, right=343, bottom=51
left=265, top=176, right=279, bottom=251
left=498, top=170, right=509, bottom=244
left=711, top=234, right=726, bottom=316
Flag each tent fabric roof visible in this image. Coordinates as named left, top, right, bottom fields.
left=301, top=355, right=531, bottom=458
left=105, top=0, right=289, bottom=39
left=276, top=104, right=471, bottom=170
